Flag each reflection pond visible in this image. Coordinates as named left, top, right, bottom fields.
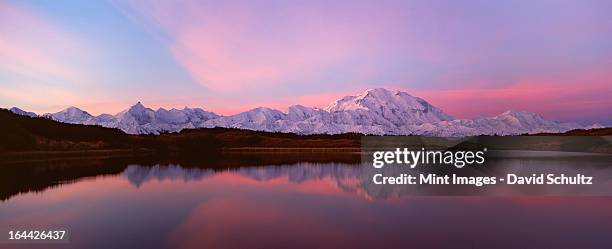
left=1, top=155, right=612, bottom=249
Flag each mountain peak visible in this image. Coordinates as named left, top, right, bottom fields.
left=361, top=88, right=403, bottom=97
left=325, top=88, right=454, bottom=123
left=43, top=106, right=92, bottom=123
left=249, top=107, right=282, bottom=113
left=364, top=87, right=392, bottom=94
left=327, top=88, right=413, bottom=111
left=10, top=107, right=38, bottom=117
left=132, top=101, right=145, bottom=108
left=64, top=106, right=84, bottom=112
left=59, top=106, right=91, bottom=117
left=501, top=109, right=521, bottom=115
left=124, top=102, right=151, bottom=114
left=287, top=104, right=320, bottom=112
left=499, top=110, right=542, bottom=118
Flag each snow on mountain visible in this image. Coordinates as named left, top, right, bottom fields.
left=202, top=89, right=457, bottom=135
left=410, top=110, right=583, bottom=136
left=585, top=123, right=606, bottom=130
left=489, top=110, right=582, bottom=134
left=285, top=105, right=325, bottom=121
left=200, top=88, right=590, bottom=135
left=9, top=107, right=37, bottom=118
left=203, top=107, right=286, bottom=131
left=104, top=102, right=163, bottom=134
left=101, top=102, right=220, bottom=134
left=325, top=88, right=454, bottom=124
left=26, top=102, right=220, bottom=135
left=180, top=107, right=220, bottom=126
left=13, top=88, right=596, bottom=136
left=43, top=106, right=93, bottom=123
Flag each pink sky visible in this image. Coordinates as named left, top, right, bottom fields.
left=1, top=0, right=611, bottom=124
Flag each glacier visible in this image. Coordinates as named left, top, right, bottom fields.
left=8, top=88, right=598, bottom=136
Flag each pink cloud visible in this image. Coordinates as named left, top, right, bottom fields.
left=171, top=20, right=359, bottom=92
left=116, top=1, right=381, bottom=92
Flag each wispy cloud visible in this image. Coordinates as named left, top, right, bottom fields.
left=114, top=0, right=397, bottom=92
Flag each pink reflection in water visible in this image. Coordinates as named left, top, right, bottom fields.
left=1, top=164, right=612, bottom=249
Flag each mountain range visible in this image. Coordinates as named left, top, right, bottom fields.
left=8, top=88, right=602, bottom=136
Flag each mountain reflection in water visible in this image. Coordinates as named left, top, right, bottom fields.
left=1, top=158, right=612, bottom=249
left=124, top=163, right=365, bottom=197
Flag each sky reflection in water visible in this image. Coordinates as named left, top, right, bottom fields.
left=1, top=162, right=612, bottom=249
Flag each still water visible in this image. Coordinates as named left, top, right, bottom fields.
left=1, top=156, right=612, bottom=249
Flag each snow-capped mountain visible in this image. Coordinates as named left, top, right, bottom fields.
left=9, top=107, right=37, bottom=118
left=7, top=88, right=597, bottom=136
left=30, top=102, right=219, bottom=135
left=203, top=107, right=286, bottom=131
left=43, top=106, right=93, bottom=123
left=325, top=88, right=454, bottom=124
left=99, top=103, right=220, bottom=134
left=201, top=88, right=458, bottom=135
left=410, top=110, right=583, bottom=136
